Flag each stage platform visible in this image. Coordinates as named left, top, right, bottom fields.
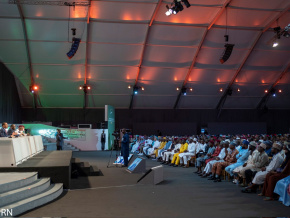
left=0, top=151, right=72, bottom=189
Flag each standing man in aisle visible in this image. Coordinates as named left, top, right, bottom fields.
left=121, top=128, right=130, bottom=167
left=56, top=129, right=65, bottom=150
left=101, top=129, right=106, bottom=151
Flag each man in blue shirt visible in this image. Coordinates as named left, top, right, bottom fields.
left=121, top=128, right=130, bottom=167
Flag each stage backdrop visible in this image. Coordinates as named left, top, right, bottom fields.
left=105, top=105, right=115, bottom=150
left=208, top=122, right=267, bottom=135
left=23, top=124, right=108, bottom=150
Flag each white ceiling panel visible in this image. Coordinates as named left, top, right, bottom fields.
left=26, top=20, right=87, bottom=41
left=0, top=19, right=24, bottom=40
left=243, top=50, right=290, bottom=71
left=188, top=68, right=235, bottom=83
left=134, top=96, right=177, bottom=108
left=34, top=79, right=84, bottom=95
left=215, top=8, right=280, bottom=28
left=29, top=41, right=86, bottom=64
left=178, top=96, right=220, bottom=109
left=139, top=67, right=187, bottom=82
left=87, top=95, right=131, bottom=108
left=90, top=1, right=156, bottom=21
left=235, top=70, right=281, bottom=84
left=278, top=71, right=290, bottom=84
left=155, top=3, right=220, bottom=25
left=40, top=95, right=84, bottom=108
left=90, top=22, right=147, bottom=44
left=195, top=47, right=248, bottom=70
left=33, top=65, right=85, bottom=80
left=0, top=41, right=27, bottom=63
left=88, top=66, right=138, bottom=81
left=203, top=28, right=260, bottom=49
left=185, top=83, right=228, bottom=96
left=223, top=97, right=262, bottom=109
left=22, top=5, right=88, bottom=19
left=230, top=0, right=289, bottom=10
left=0, top=2, right=19, bottom=17
left=88, top=43, right=142, bottom=66
left=142, top=46, right=197, bottom=68
left=134, top=81, right=182, bottom=95
left=148, top=25, right=206, bottom=46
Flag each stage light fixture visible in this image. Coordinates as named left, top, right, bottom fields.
left=182, top=0, right=191, bottom=8
left=133, top=86, right=139, bottom=95
left=29, top=84, right=39, bottom=93
left=272, top=41, right=279, bottom=47
left=67, top=37, right=81, bottom=59
left=279, top=89, right=282, bottom=93
left=79, top=85, right=82, bottom=90
left=237, top=88, right=240, bottom=92
left=189, top=88, right=193, bottom=91
left=219, top=88, right=223, bottom=92
left=181, top=87, right=187, bottom=96
left=265, top=90, right=268, bottom=93
left=79, top=84, right=91, bottom=93
left=141, top=87, right=145, bottom=91
left=128, top=85, right=131, bottom=89
left=176, top=87, right=180, bottom=91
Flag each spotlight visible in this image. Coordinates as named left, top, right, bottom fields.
left=181, top=87, right=187, bottom=96
left=220, top=44, right=234, bottom=64
left=279, top=89, right=282, bottom=93
left=174, top=1, right=184, bottom=14
left=141, top=87, right=145, bottom=91
left=67, top=38, right=81, bottom=59
left=265, top=90, right=268, bottom=93
left=133, top=86, right=139, bottom=95
left=181, top=0, right=191, bottom=8
left=219, top=88, right=223, bottom=92
left=237, top=88, right=241, bottom=92
left=128, top=85, right=131, bottom=89
left=272, top=41, right=279, bottom=47
left=29, top=84, right=39, bottom=93
left=270, top=89, right=276, bottom=97
left=189, top=88, right=193, bottom=91
left=79, top=84, right=91, bottom=93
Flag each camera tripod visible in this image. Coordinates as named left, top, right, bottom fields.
left=107, top=139, right=122, bottom=168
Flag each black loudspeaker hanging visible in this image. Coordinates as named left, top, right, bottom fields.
left=219, top=44, right=234, bottom=64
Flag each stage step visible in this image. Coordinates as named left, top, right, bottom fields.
left=71, top=161, right=101, bottom=177
left=90, top=165, right=101, bottom=176
left=0, top=172, right=38, bottom=194
left=0, top=178, right=50, bottom=207
left=2, top=183, right=63, bottom=217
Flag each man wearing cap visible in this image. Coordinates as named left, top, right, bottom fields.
left=195, top=140, right=216, bottom=174
left=264, top=140, right=273, bottom=157
left=242, top=142, right=284, bottom=193
left=16, top=125, right=26, bottom=136
left=225, top=140, right=250, bottom=178
left=202, top=141, right=230, bottom=178
left=232, top=141, right=258, bottom=185
left=209, top=141, right=239, bottom=182
left=243, top=142, right=269, bottom=186
left=179, top=138, right=197, bottom=167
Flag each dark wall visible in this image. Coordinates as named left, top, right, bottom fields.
left=0, top=62, right=22, bottom=123
left=21, top=108, right=290, bottom=134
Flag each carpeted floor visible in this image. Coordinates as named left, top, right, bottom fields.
left=21, top=151, right=290, bottom=218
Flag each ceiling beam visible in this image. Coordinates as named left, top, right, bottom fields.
left=173, top=0, right=232, bottom=109
left=84, top=0, right=92, bottom=109
left=129, top=0, right=163, bottom=109
left=16, top=3, right=39, bottom=108
left=215, top=5, right=290, bottom=114
left=256, top=62, right=290, bottom=109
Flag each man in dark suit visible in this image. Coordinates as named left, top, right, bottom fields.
left=8, top=124, right=17, bottom=136
left=56, top=129, right=65, bottom=150
left=0, top=122, right=9, bottom=137
left=121, top=128, right=130, bottom=167
left=101, top=130, right=106, bottom=151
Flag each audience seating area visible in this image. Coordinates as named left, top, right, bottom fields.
left=130, top=134, right=290, bottom=206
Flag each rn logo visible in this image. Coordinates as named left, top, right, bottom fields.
left=0, top=209, right=13, bottom=217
